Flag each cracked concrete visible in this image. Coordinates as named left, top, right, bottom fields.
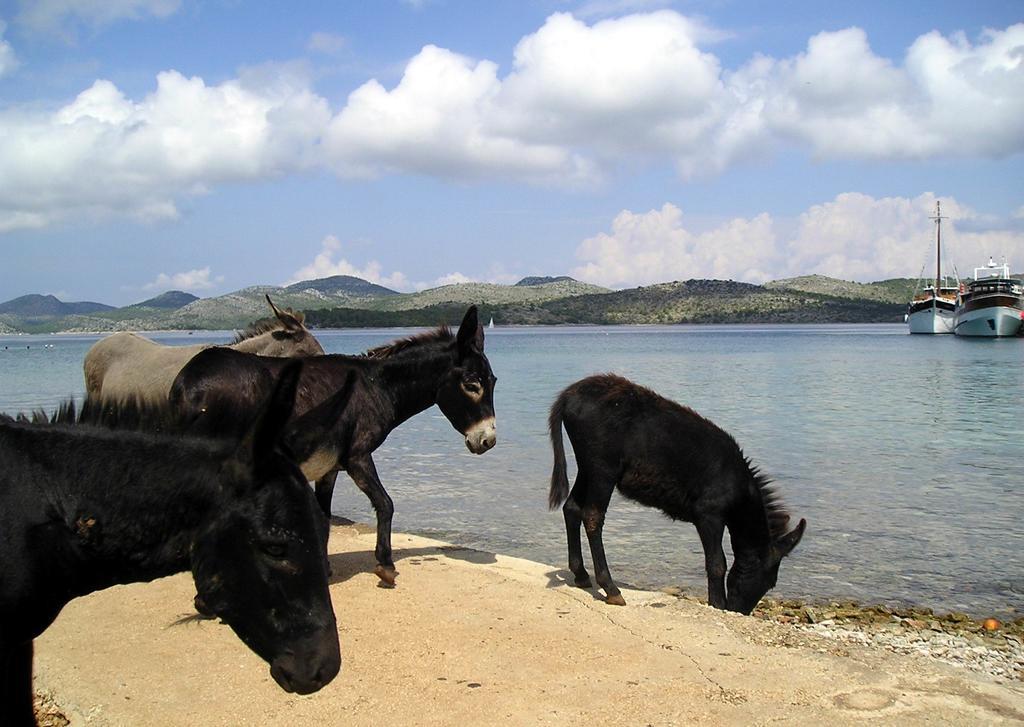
left=34, top=526, right=1024, bottom=725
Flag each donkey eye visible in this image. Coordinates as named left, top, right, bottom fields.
left=462, top=381, right=483, bottom=395
left=260, top=541, right=289, bottom=558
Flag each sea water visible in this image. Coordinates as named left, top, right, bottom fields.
left=1, top=325, right=1021, bottom=617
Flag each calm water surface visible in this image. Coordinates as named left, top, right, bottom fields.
left=1, top=324, right=1021, bottom=617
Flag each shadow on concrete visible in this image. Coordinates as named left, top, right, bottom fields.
left=543, top=568, right=609, bottom=603
left=327, top=542, right=498, bottom=587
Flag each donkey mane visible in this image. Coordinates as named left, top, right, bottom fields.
left=747, top=462, right=791, bottom=540
left=3, top=396, right=251, bottom=445
left=362, top=326, right=454, bottom=359
left=232, top=309, right=305, bottom=344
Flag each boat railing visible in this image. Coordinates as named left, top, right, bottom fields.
left=973, top=260, right=1011, bottom=281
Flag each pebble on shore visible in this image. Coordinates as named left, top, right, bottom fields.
left=655, top=588, right=1023, bottom=682
left=751, top=598, right=1024, bottom=683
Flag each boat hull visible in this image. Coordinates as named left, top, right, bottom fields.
left=907, top=305, right=955, bottom=334
left=954, top=306, right=1024, bottom=337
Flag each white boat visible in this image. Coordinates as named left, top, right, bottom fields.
left=954, top=258, right=1024, bottom=337
left=488, top=317, right=494, bottom=329
left=906, top=201, right=957, bottom=334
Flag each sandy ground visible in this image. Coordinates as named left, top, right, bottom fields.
left=34, top=523, right=1024, bottom=726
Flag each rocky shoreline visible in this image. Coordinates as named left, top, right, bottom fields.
left=658, top=589, right=1024, bottom=683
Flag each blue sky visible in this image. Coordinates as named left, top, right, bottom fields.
left=0, top=0, right=1021, bottom=305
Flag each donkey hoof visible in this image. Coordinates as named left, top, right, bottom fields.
left=374, top=564, right=398, bottom=587
left=605, top=593, right=627, bottom=606
left=573, top=576, right=593, bottom=589
left=193, top=595, right=215, bottom=618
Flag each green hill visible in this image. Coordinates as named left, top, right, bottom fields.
left=362, top=278, right=609, bottom=312
left=765, top=275, right=915, bottom=303
left=128, top=291, right=200, bottom=309
left=1, top=274, right=912, bottom=332
left=0, top=294, right=114, bottom=317
left=306, top=278, right=905, bottom=327
left=284, top=275, right=399, bottom=297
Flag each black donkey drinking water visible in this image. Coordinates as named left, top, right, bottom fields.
left=0, top=362, right=347, bottom=726
left=169, top=305, right=497, bottom=587
left=548, top=374, right=805, bottom=613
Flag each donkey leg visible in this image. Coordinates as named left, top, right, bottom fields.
left=346, top=455, right=398, bottom=587
left=695, top=518, right=727, bottom=609
left=1, top=641, right=36, bottom=726
left=582, top=490, right=624, bottom=605
left=314, top=471, right=339, bottom=519
left=562, top=478, right=591, bottom=588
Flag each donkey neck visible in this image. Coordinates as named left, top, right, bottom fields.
left=231, top=332, right=277, bottom=354
left=34, top=430, right=227, bottom=597
left=726, top=495, right=773, bottom=558
left=375, top=346, right=456, bottom=426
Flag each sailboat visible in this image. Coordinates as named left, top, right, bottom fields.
left=487, top=316, right=494, bottom=329
left=906, top=201, right=958, bottom=334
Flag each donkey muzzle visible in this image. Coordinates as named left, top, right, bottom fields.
left=464, top=417, right=496, bottom=454
left=269, top=630, right=341, bottom=695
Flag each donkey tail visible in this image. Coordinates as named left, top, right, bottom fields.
left=548, top=395, right=570, bottom=510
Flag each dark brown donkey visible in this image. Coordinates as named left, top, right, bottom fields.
left=170, top=306, right=497, bottom=587
left=0, top=363, right=343, bottom=724
left=549, top=374, right=805, bottom=613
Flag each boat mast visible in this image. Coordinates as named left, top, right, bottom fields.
left=931, top=200, right=947, bottom=291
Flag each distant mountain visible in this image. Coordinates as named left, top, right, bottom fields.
left=128, top=290, right=199, bottom=309
left=766, top=275, right=913, bottom=304
left=307, top=278, right=906, bottom=327
left=284, top=275, right=399, bottom=297
left=366, top=279, right=610, bottom=312
left=1, top=273, right=911, bottom=332
left=0, top=294, right=114, bottom=317
left=514, top=275, right=575, bottom=287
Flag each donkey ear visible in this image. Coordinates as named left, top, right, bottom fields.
left=265, top=294, right=284, bottom=319
left=243, top=360, right=302, bottom=464
left=266, top=294, right=304, bottom=331
left=773, top=518, right=806, bottom=559
left=284, top=371, right=356, bottom=463
left=456, top=305, right=484, bottom=354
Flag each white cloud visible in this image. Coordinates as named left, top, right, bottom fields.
left=324, top=14, right=1024, bottom=182
left=0, top=211, right=47, bottom=234
left=286, top=235, right=411, bottom=291
left=0, top=21, right=17, bottom=78
left=0, top=67, right=330, bottom=232
left=16, top=0, right=181, bottom=38
left=496, top=12, right=726, bottom=160
left=427, top=272, right=474, bottom=287
left=1, top=13, right=1023, bottom=233
left=325, top=43, right=597, bottom=185
left=322, top=12, right=728, bottom=181
left=573, top=194, right=1024, bottom=287
left=572, top=203, right=779, bottom=287
left=141, top=267, right=223, bottom=292
left=288, top=241, right=522, bottom=292
left=307, top=31, right=346, bottom=55
left=727, top=24, right=1024, bottom=162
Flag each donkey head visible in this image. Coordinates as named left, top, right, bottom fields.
left=261, top=294, right=325, bottom=356
left=436, top=305, right=497, bottom=454
left=725, top=518, right=806, bottom=615
left=190, top=361, right=340, bottom=694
